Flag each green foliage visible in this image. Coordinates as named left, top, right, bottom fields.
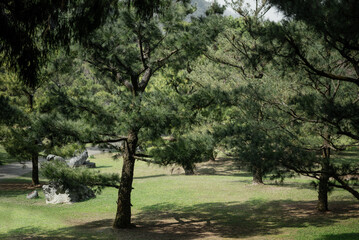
left=0, top=49, right=94, bottom=185
left=0, top=96, right=26, bottom=126
left=41, top=161, right=121, bottom=193
left=205, top=1, right=226, bottom=16
left=150, top=133, right=214, bottom=173
left=78, top=0, right=224, bottom=150
left=0, top=145, right=17, bottom=165
left=0, top=0, right=117, bottom=88
left=50, top=143, right=85, bottom=158
left=269, top=0, right=359, bottom=47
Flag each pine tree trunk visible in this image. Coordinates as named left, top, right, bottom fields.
left=209, top=148, right=216, bottom=162
left=318, top=136, right=330, bottom=212
left=252, top=166, right=264, bottom=184
left=317, top=172, right=329, bottom=212
left=31, top=152, right=39, bottom=185
left=113, top=130, right=138, bottom=229
left=28, top=92, right=39, bottom=186
left=183, top=164, right=194, bottom=175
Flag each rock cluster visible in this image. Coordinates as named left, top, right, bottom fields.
left=43, top=150, right=97, bottom=204
left=42, top=182, right=95, bottom=204
left=46, top=150, right=96, bottom=168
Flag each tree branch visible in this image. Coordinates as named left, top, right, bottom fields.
left=153, top=49, right=180, bottom=73
left=285, top=35, right=359, bottom=86
left=134, top=156, right=158, bottom=164
left=86, top=137, right=128, bottom=144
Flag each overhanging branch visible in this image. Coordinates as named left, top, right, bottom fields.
left=86, top=137, right=128, bottom=144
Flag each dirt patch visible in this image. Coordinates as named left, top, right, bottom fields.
left=195, top=158, right=240, bottom=176
left=0, top=183, right=42, bottom=190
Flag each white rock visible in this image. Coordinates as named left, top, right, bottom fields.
left=42, top=182, right=95, bottom=204
left=26, top=190, right=39, bottom=199
left=67, top=150, right=89, bottom=168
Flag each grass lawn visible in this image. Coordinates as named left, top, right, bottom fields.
left=0, top=153, right=358, bottom=240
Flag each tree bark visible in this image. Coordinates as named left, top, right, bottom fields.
left=209, top=149, right=216, bottom=162
left=183, top=164, right=195, bottom=175
left=317, top=138, right=330, bottom=212
left=317, top=172, right=329, bottom=212
left=31, top=152, right=39, bottom=185
left=113, top=129, right=138, bottom=229
left=28, top=91, right=39, bottom=186
left=252, top=166, right=264, bottom=184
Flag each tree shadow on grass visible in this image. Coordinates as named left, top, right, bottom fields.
left=134, top=174, right=167, bottom=180
left=266, top=181, right=315, bottom=190
left=0, top=189, right=31, bottom=198
left=0, top=219, right=204, bottom=240
left=135, top=199, right=359, bottom=239
left=316, top=233, right=359, bottom=240
left=1, top=200, right=358, bottom=240
left=94, top=166, right=112, bottom=169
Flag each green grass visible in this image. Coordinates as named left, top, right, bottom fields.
left=0, top=153, right=359, bottom=240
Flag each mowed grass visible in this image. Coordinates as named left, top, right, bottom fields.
left=0, top=153, right=359, bottom=240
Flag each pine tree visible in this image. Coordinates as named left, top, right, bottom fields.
left=255, top=17, right=359, bottom=210
left=81, top=0, right=222, bottom=228
left=200, top=3, right=288, bottom=184
left=0, top=51, right=89, bottom=185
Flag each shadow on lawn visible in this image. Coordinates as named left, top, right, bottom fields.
left=0, top=219, right=203, bottom=240
left=1, top=199, right=358, bottom=239
left=316, top=233, right=359, bottom=240
left=0, top=189, right=31, bottom=198
left=95, top=165, right=112, bottom=169
left=266, top=181, right=315, bottom=190
left=135, top=199, right=359, bottom=239
left=134, top=174, right=167, bottom=180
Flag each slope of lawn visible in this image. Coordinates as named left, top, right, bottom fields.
left=0, top=153, right=358, bottom=240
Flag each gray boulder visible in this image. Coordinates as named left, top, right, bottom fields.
left=26, top=190, right=39, bottom=199
left=67, top=150, right=89, bottom=168
left=46, top=150, right=96, bottom=168
left=46, top=154, right=56, bottom=161
left=46, top=154, right=65, bottom=163
left=42, top=182, right=95, bottom=204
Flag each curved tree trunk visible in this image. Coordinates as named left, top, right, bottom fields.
left=252, top=166, right=264, bottom=184
left=113, top=130, right=138, bottom=229
left=31, top=152, right=39, bottom=185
